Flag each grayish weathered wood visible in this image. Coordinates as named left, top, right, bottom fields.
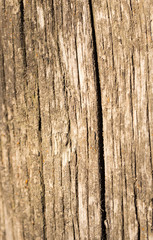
left=0, top=0, right=153, bottom=240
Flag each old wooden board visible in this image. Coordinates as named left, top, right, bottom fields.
left=0, top=0, right=153, bottom=239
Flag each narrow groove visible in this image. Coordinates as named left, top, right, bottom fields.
left=60, top=135, right=66, bottom=235
left=146, top=83, right=152, bottom=170
left=121, top=196, right=124, bottom=240
left=151, top=198, right=153, bottom=232
left=3, top=0, right=5, bottom=10
left=145, top=30, right=153, bottom=179
left=86, top=117, right=89, bottom=238
left=131, top=51, right=135, bottom=91
left=68, top=159, right=72, bottom=234
left=111, top=171, right=114, bottom=228
left=86, top=117, right=89, bottom=159
left=22, top=219, right=25, bottom=240
left=120, top=142, right=124, bottom=240
left=52, top=72, right=56, bottom=102
left=72, top=220, right=76, bottom=240
left=62, top=193, right=65, bottom=236
left=145, top=29, right=153, bottom=236
left=62, top=74, right=70, bottom=117
left=129, top=0, right=133, bottom=11
left=134, top=184, right=140, bottom=239
left=146, top=211, right=149, bottom=240
left=130, top=52, right=134, bottom=136
left=19, top=0, right=27, bottom=80
left=75, top=35, right=82, bottom=110
left=75, top=151, right=80, bottom=239
left=50, top=0, right=55, bottom=33
left=88, top=1, right=106, bottom=239
left=12, top=27, right=17, bottom=101
left=52, top=156, right=56, bottom=233
left=131, top=50, right=140, bottom=239
left=37, top=85, right=47, bottom=240
left=134, top=153, right=140, bottom=240
left=61, top=157, right=65, bottom=236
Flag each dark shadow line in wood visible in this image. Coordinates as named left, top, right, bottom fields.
left=88, top=1, right=106, bottom=239
left=19, top=0, right=27, bottom=82
left=37, top=82, right=47, bottom=240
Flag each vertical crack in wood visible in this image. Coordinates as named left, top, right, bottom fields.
left=133, top=153, right=140, bottom=240
left=75, top=35, right=82, bottom=110
left=88, top=1, right=106, bottom=239
left=145, top=29, right=153, bottom=184
left=52, top=155, right=56, bottom=234
left=131, top=52, right=135, bottom=91
left=111, top=170, right=114, bottom=231
left=19, top=0, right=27, bottom=81
left=75, top=150, right=80, bottom=239
left=61, top=156, right=66, bottom=236
left=86, top=117, right=89, bottom=238
left=151, top=198, right=153, bottom=232
left=120, top=141, right=124, bottom=240
left=146, top=28, right=153, bottom=236
left=129, top=0, right=133, bottom=12
left=130, top=50, right=134, bottom=138
left=37, top=84, right=47, bottom=240
left=12, top=26, right=17, bottom=101
left=2, top=0, right=5, bottom=10
left=22, top=219, right=25, bottom=239
left=131, top=50, right=140, bottom=239
left=72, top=220, right=76, bottom=240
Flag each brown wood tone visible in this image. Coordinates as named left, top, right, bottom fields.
left=0, top=0, right=152, bottom=239
left=91, top=1, right=153, bottom=239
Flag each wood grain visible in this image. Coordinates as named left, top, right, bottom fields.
left=0, top=0, right=152, bottom=239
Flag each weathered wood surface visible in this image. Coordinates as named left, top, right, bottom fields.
left=0, top=0, right=153, bottom=240
left=92, top=1, right=153, bottom=239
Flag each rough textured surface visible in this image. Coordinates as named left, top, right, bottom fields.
left=91, top=1, right=153, bottom=239
left=0, top=0, right=153, bottom=240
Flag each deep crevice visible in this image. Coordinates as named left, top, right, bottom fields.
left=60, top=140, right=65, bottom=235
left=130, top=51, right=140, bottom=239
left=134, top=185, right=140, bottom=239
left=145, top=32, right=153, bottom=199
left=19, top=0, right=27, bottom=81
left=131, top=51, right=135, bottom=91
left=151, top=198, right=153, bottom=232
left=88, top=1, right=106, bottom=239
left=72, top=220, right=76, bottom=240
left=120, top=142, right=124, bottom=240
left=86, top=117, right=89, bottom=238
left=52, top=156, right=56, bottom=233
left=37, top=85, right=47, bottom=240
left=12, top=27, right=17, bottom=101
left=129, top=0, right=133, bottom=11
left=75, top=35, right=82, bottom=110
left=133, top=153, right=140, bottom=240
left=75, top=150, right=80, bottom=239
